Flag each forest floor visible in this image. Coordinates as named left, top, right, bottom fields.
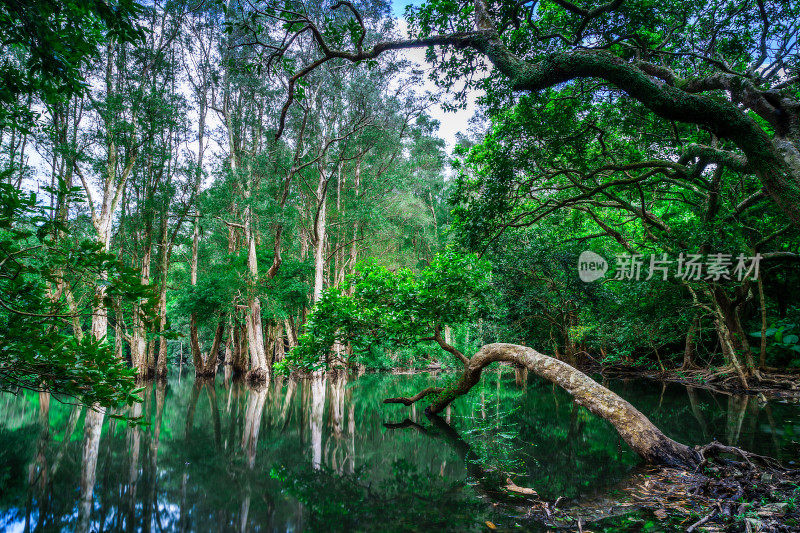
left=505, top=450, right=800, bottom=532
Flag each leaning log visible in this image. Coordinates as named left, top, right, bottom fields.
left=385, top=343, right=700, bottom=468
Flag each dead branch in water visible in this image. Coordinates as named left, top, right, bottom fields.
left=383, top=386, right=444, bottom=406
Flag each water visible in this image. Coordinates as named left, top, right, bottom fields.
left=1, top=368, right=798, bottom=532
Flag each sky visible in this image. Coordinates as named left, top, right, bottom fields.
left=389, top=1, right=481, bottom=151
left=391, top=0, right=425, bottom=19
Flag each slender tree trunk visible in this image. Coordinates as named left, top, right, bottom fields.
left=757, top=276, right=768, bottom=369
left=131, top=234, right=151, bottom=376
left=273, top=321, right=286, bottom=363
left=64, top=281, right=84, bottom=341
left=313, top=192, right=327, bottom=303
left=514, top=365, right=528, bottom=387
left=113, top=298, right=125, bottom=362
left=285, top=318, right=298, bottom=349
left=682, top=315, right=700, bottom=369
left=155, top=217, right=170, bottom=379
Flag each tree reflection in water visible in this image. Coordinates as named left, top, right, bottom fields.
left=0, top=370, right=798, bottom=532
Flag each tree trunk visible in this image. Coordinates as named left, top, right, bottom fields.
left=386, top=343, right=700, bottom=468
left=313, top=190, right=327, bottom=303
left=232, top=320, right=249, bottom=376
left=711, top=289, right=753, bottom=386
left=682, top=315, right=700, bottom=369
left=757, top=276, right=768, bottom=369
left=131, top=227, right=152, bottom=376
left=191, top=317, right=225, bottom=377
left=285, top=318, right=298, bottom=349
left=514, top=365, right=528, bottom=387
left=244, top=206, right=269, bottom=382
left=155, top=221, right=170, bottom=379
left=273, top=321, right=286, bottom=363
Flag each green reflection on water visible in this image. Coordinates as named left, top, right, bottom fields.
left=1, top=368, right=798, bottom=532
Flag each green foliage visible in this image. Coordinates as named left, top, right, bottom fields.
left=0, top=182, right=149, bottom=408
left=283, top=249, right=490, bottom=371
left=750, top=314, right=800, bottom=367
left=448, top=66, right=799, bottom=370
left=0, top=0, right=144, bottom=130
left=260, top=256, right=313, bottom=320
left=174, top=265, right=240, bottom=325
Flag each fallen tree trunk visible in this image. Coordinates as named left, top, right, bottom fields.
left=385, top=343, right=700, bottom=468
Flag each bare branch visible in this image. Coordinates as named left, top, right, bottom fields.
left=383, top=387, right=444, bottom=406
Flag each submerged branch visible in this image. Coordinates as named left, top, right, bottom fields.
left=383, top=386, right=444, bottom=406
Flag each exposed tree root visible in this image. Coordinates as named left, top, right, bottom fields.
left=246, top=367, right=269, bottom=383
left=697, top=441, right=784, bottom=471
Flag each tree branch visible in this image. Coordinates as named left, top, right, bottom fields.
left=433, top=323, right=469, bottom=364
left=383, top=386, right=444, bottom=406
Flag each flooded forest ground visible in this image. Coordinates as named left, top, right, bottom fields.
left=2, top=368, right=799, bottom=532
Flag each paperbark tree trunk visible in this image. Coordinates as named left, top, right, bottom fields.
left=243, top=203, right=269, bottom=382
left=232, top=320, right=249, bottom=375
left=313, top=181, right=328, bottom=303
left=191, top=318, right=226, bottom=377
left=273, top=321, right=286, bottom=363
left=155, top=215, right=170, bottom=379
left=285, top=318, right=298, bottom=349
left=386, top=343, right=701, bottom=468
left=130, top=223, right=152, bottom=375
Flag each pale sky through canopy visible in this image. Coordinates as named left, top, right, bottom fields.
left=390, top=0, right=479, bottom=151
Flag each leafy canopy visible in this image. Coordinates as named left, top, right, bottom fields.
left=0, top=0, right=144, bottom=129
left=283, top=249, right=491, bottom=371
left=0, top=181, right=150, bottom=407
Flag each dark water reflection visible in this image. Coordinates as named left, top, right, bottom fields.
left=1, top=369, right=798, bottom=532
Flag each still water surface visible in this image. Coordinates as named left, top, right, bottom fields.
left=1, top=369, right=798, bottom=532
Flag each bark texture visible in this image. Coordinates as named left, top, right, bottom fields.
left=191, top=318, right=225, bottom=377
left=387, top=343, right=700, bottom=468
